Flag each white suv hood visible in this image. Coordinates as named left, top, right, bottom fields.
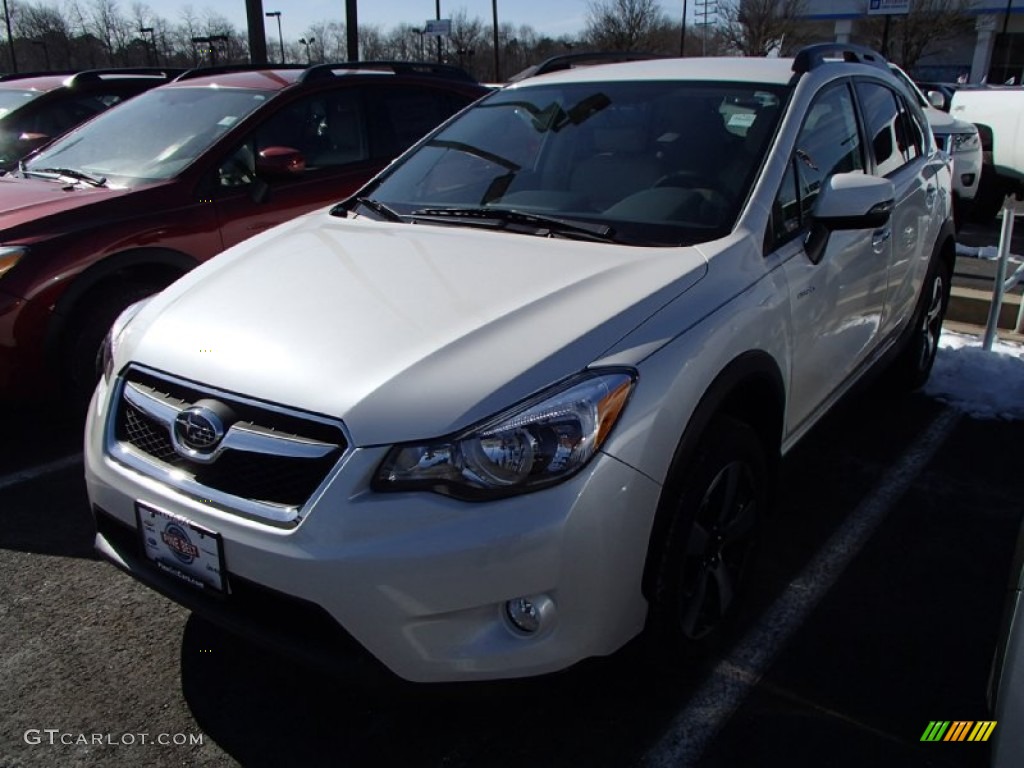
left=123, top=213, right=707, bottom=445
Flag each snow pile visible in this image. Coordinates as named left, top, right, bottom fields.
left=924, top=330, right=1024, bottom=420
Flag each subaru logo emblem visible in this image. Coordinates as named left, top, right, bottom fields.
left=174, top=406, right=225, bottom=453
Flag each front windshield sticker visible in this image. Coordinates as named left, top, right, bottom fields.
left=218, top=116, right=239, bottom=127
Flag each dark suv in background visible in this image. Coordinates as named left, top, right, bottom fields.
left=0, top=69, right=179, bottom=171
left=0, top=62, right=487, bottom=401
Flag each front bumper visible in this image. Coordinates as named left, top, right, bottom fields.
left=945, top=139, right=982, bottom=201
left=84, top=376, right=662, bottom=683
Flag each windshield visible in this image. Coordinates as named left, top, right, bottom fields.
left=359, top=80, right=785, bottom=246
left=0, top=88, right=41, bottom=119
left=24, top=86, right=273, bottom=186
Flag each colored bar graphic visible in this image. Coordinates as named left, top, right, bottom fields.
left=920, top=720, right=997, bottom=742
left=921, top=721, right=950, bottom=741
left=968, top=721, right=997, bottom=742
left=944, top=721, right=973, bottom=741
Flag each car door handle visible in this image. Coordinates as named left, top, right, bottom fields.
left=925, top=185, right=937, bottom=209
left=872, top=228, right=891, bottom=252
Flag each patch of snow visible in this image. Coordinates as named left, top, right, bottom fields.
left=924, top=330, right=1024, bottom=420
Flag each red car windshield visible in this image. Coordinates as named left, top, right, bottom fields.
left=24, top=86, right=273, bottom=187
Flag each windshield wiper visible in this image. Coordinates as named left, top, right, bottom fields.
left=410, top=206, right=617, bottom=242
left=345, top=196, right=404, bottom=222
left=24, top=166, right=107, bottom=187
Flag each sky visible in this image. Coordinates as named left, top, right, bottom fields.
left=925, top=331, right=1024, bottom=420
left=156, top=1, right=601, bottom=41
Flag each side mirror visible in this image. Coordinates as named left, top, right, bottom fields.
left=255, top=146, right=306, bottom=179
left=805, top=172, right=895, bottom=264
left=926, top=90, right=946, bottom=110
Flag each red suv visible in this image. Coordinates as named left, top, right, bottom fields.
left=0, top=62, right=487, bottom=400
left=0, top=68, right=179, bottom=172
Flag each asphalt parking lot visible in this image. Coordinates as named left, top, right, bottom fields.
left=2, top=219, right=1023, bottom=768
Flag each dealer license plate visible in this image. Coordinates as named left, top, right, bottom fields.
left=136, top=503, right=226, bottom=593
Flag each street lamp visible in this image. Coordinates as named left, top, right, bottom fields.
left=2, top=0, right=15, bottom=72
left=140, top=26, right=157, bottom=65
left=32, top=40, right=49, bottom=70
left=265, top=11, right=284, bottom=65
left=299, top=37, right=315, bottom=64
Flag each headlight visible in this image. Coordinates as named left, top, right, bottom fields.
left=951, top=132, right=980, bottom=153
left=99, top=298, right=152, bottom=382
left=374, top=369, right=635, bottom=500
left=0, top=246, right=28, bottom=279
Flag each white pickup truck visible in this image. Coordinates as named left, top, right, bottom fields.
left=950, top=86, right=1024, bottom=220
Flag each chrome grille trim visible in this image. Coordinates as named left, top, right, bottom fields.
left=105, top=366, right=352, bottom=528
left=124, top=381, right=341, bottom=464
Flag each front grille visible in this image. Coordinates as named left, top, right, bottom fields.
left=111, top=367, right=348, bottom=516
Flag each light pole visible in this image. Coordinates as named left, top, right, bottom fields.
left=32, top=40, right=49, bottom=70
left=140, top=26, right=157, bottom=65
left=2, top=0, right=16, bottom=73
left=435, top=0, right=442, bottom=64
left=265, top=11, right=284, bottom=64
left=491, top=0, right=499, bottom=83
left=299, top=36, right=314, bottom=64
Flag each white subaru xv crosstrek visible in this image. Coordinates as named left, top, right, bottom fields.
left=85, top=44, right=955, bottom=683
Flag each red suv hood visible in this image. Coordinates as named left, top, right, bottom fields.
left=0, top=174, right=127, bottom=233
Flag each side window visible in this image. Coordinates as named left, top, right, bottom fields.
left=769, top=82, right=863, bottom=249
left=251, top=94, right=331, bottom=161
left=367, top=86, right=460, bottom=160
left=855, top=81, right=910, bottom=176
left=898, top=95, right=926, bottom=161
left=219, top=90, right=370, bottom=186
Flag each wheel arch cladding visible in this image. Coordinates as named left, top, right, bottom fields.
left=640, top=350, right=785, bottom=601
left=46, top=247, right=198, bottom=367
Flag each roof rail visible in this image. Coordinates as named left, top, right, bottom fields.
left=67, top=67, right=184, bottom=85
left=792, top=43, right=888, bottom=75
left=298, top=61, right=476, bottom=84
left=507, top=51, right=667, bottom=83
left=174, top=63, right=306, bottom=82
left=0, top=70, right=77, bottom=82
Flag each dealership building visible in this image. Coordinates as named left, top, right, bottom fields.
left=798, top=0, right=1024, bottom=83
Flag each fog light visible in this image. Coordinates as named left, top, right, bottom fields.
left=505, top=594, right=554, bottom=635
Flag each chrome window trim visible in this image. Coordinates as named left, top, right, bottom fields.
left=105, top=365, right=353, bottom=528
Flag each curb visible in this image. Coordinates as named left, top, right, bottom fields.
left=947, top=286, right=1021, bottom=332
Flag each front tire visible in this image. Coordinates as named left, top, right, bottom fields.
left=889, top=257, right=951, bottom=392
left=646, top=417, right=767, bottom=665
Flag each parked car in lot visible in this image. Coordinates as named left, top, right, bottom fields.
left=0, top=68, right=179, bottom=172
left=888, top=64, right=981, bottom=220
left=0, top=62, right=487, bottom=401
left=949, top=85, right=1024, bottom=221
left=86, top=44, right=955, bottom=683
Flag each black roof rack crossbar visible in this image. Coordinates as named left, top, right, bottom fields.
left=298, top=61, right=475, bottom=84
left=792, top=43, right=889, bottom=75
left=68, top=67, right=185, bottom=85
left=174, top=63, right=307, bottom=82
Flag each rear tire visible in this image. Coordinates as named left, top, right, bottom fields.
left=645, top=417, right=767, bottom=667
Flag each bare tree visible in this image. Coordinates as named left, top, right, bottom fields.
left=718, top=0, right=809, bottom=57
left=584, top=0, right=669, bottom=51
left=857, top=0, right=972, bottom=71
